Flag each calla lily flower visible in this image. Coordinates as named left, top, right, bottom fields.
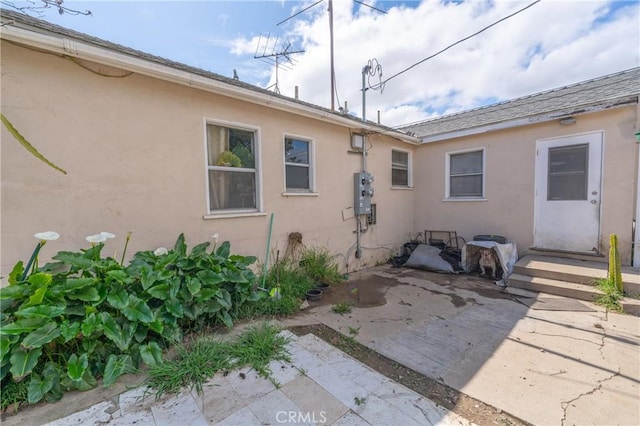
left=86, top=234, right=107, bottom=244
left=154, top=247, right=169, bottom=256
left=100, top=232, right=116, bottom=239
left=34, top=231, right=60, bottom=241
left=212, top=233, right=219, bottom=242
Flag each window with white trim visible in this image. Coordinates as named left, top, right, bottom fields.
left=447, top=149, right=484, bottom=198
left=391, top=149, right=411, bottom=187
left=206, top=123, right=259, bottom=212
left=284, top=136, right=313, bottom=192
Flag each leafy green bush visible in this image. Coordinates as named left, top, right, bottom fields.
left=0, top=234, right=262, bottom=407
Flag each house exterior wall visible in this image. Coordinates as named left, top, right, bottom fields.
left=413, top=105, right=638, bottom=265
left=1, top=41, right=414, bottom=278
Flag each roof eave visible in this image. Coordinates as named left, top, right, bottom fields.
left=0, top=23, right=421, bottom=145
left=419, top=97, right=639, bottom=144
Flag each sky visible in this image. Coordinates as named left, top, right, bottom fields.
left=4, top=0, right=639, bottom=127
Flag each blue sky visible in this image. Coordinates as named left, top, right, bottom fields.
left=4, top=0, right=639, bottom=126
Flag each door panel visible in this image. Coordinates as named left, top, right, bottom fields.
left=534, top=132, right=602, bottom=252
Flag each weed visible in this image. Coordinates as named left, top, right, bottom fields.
left=146, top=322, right=291, bottom=399
left=332, top=302, right=352, bottom=315
left=0, top=379, right=29, bottom=412
left=348, top=326, right=361, bottom=336
left=354, top=396, right=366, bottom=406
left=299, top=247, right=344, bottom=284
left=594, top=278, right=623, bottom=312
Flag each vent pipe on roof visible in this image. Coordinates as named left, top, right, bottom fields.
left=295, top=86, right=299, bottom=100
left=377, top=110, right=380, bottom=124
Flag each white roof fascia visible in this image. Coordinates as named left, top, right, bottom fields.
left=1, top=25, right=421, bottom=145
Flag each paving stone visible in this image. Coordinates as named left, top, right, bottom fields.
left=246, top=389, right=301, bottom=424
left=268, top=359, right=303, bottom=387
left=303, top=362, right=370, bottom=411
left=190, top=375, right=246, bottom=424
left=107, top=410, right=156, bottom=426
left=330, top=410, right=372, bottom=425
left=149, top=390, right=207, bottom=426
left=224, top=366, right=278, bottom=400
left=281, top=375, right=350, bottom=424
left=355, top=394, right=423, bottom=426
left=215, top=405, right=262, bottom=426
left=44, top=401, right=115, bottom=425
left=118, top=386, right=156, bottom=415
left=295, top=333, right=344, bottom=362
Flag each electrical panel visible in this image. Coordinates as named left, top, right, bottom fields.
left=354, top=172, right=374, bottom=215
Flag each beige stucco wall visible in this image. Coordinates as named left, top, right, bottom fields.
left=413, top=106, right=638, bottom=264
left=1, top=41, right=415, bottom=279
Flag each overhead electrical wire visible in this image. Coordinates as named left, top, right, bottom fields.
left=371, top=0, right=542, bottom=89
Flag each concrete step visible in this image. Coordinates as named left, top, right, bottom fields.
left=507, top=273, right=602, bottom=302
left=513, top=255, right=640, bottom=295
left=508, top=273, right=640, bottom=316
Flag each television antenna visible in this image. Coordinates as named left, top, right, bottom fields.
left=254, top=34, right=305, bottom=94
left=277, top=0, right=387, bottom=110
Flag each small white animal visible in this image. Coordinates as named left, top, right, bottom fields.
left=479, top=248, right=497, bottom=278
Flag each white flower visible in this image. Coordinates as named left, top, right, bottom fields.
left=154, top=247, right=169, bottom=256
left=86, top=234, right=107, bottom=244
left=212, top=233, right=219, bottom=242
left=34, top=231, right=60, bottom=241
left=100, top=232, right=116, bottom=239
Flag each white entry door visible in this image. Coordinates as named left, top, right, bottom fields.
left=534, top=132, right=603, bottom=253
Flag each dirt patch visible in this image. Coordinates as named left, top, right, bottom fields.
left=289, top=323, right=529, bottom=426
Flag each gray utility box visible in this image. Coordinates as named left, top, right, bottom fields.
left=354, top=172, right=374, bottom=215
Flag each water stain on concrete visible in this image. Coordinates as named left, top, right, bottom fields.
left=308, top=274, right=402, bottom=308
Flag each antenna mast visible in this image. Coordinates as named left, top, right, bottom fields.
left=254, top=35, right=304, bottom=94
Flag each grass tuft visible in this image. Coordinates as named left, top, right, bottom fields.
left=146, top=322, right=291, bottom=399
left=594, top=278, right=623, bottom=312
left=0, top=378, right=29, bottom=412
left=332, top=302, right=352, bottom=315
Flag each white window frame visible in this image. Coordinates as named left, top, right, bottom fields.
left=282, top=133, right=316, bottom=195
left=391, top=148, right=412, bottom=188
left=203, top=118, right=263, bottom=218
left=445, top=148, right=486, bottom=200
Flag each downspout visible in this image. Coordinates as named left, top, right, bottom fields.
left=634, top=102, right=640, bottom=267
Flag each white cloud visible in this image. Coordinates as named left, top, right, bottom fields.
left=241, top=0, right=639, bottom=127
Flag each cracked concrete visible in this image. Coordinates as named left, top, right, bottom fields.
left=303, top=265, right=640, bottom=426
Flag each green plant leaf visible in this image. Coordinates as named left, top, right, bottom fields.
left=223, top=268, right=247, bottom=284
left=216, top=289, right=232, bottom=309
left=28, top=372, right=55, bottom=404
left=52, top=252, right=93, bottom=270
left=1, top=113, right=67, bottom=174
left=139, top=341, right=163, bottom=366
left=219, top=311, right=233, bottom=328
left=191, top=242, right=210, bottom=255
left=9, top=346, right=42, bottom=381
left=0, top=285, right=30, bottom=299
left=51, top=277, right=95, bottom=293
left=186, top=277, right=201, bottom=295
left=21, top=323, right=60, bottom=349
left=165, top=298, right=184, bottom=318
left=174, top=233, right=187, bottom=255
left=1, top=318, right=48, bottom=335
left=99, top=312, right=126, bottom=351
left=146, top=283, right=171, bottom=300
left=197, top=270, right=225, bottom=286
left=1, top=337, right=12, bottom=361
left=121, top=295, right=154, bottom=323
left=106, top=287, right=130, bottom=310
left=216, top=241, right=231, bottom=258
left=67, top=353, right=88, bottom=381
left=68, top=286, right=100, bottom=302
left=103, top=354, right=132, bottom=387
left=22, top=286, right=50, bottom=308
left=106, top=269, right=131, bottom=284
left=60, top=320, right=81, bottom=343
left=27, top=272, right=52, bottom=287
left=198, top=287, right=221, bottom=301
left=8, top=262, right=24, bottom=285
left=81, top=313, right=101, bottom=337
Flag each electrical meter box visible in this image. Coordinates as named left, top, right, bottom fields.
left=354, top=172, right=374, bottom=215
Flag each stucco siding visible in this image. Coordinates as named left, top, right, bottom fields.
left=413, top=106, right=638, bottom=264
left=1, top=41, right=414, bottom=277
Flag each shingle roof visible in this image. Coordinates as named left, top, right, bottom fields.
left=398, top=67, right=640, bottom=141
left=0, top=8, right=412, bottom=140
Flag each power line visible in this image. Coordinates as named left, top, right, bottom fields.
left=373, top=0, right=541, bottom=88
